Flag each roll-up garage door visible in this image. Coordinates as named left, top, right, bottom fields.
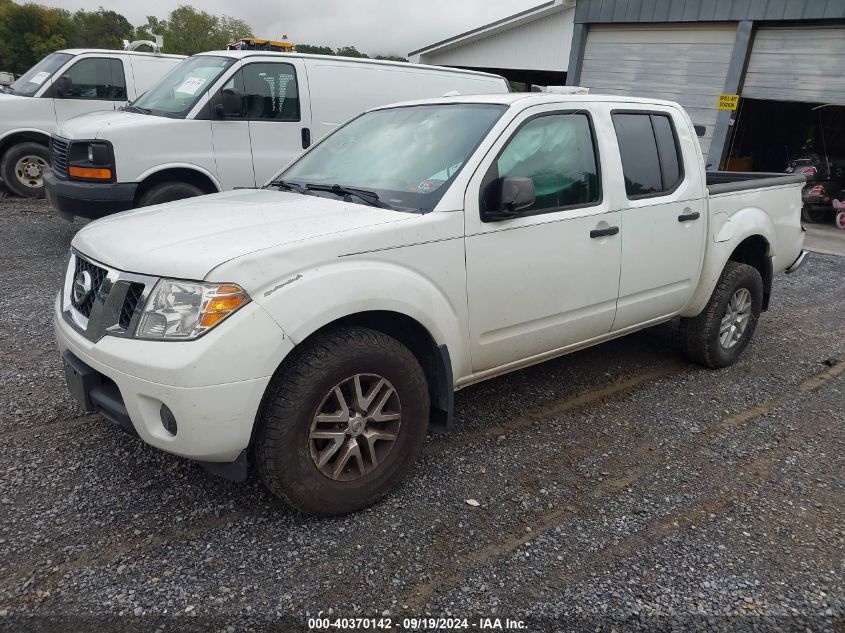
left=743, top=26, right=845, bottom=105
left=580, top=24, right=736, bottom=162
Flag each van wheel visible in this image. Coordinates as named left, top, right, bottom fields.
left=679, top=261, right=763, bottom=369
left=256, top=326, right=429, bottom=516
left=1, top=142, right=50, bottom=198
left=836, top=210, right=845, bottom=230
left=137, top=181, right=204, bottom=207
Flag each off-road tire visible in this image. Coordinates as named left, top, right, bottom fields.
left=255, top=326, right=430, bottom=516
left=137, top=181, right=204, bottom=208
left=679, top=261, right=763, bottom=369
left=1, top=142, right=50, bottom=198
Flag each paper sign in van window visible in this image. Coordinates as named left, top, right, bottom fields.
left=30, top=71, right=51, bottom=85
left=175, top=77, right=207, bottom=95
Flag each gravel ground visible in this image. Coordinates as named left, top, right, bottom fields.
left=0, top=196, right=843, bottom=632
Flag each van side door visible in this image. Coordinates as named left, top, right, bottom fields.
left=209, top=61, right=257, bottom=190
left=241, top=59, right=311, bottom=186
left=463, top=105, right=622, bottom=373
left=51, top=54, right=128, bottom=123
left=610, top=108, right=707, bottom=331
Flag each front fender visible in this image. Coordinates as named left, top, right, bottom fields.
left=680, top=206, right=775, bottom=318
left=245, top=258, right=471, bottom=380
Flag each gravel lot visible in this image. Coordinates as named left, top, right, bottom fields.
left=0, top=195, right=843, bottom=632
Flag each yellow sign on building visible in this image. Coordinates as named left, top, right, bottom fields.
left=718, top=93, right=740, bottom=110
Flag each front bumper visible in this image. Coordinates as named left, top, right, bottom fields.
left=54, top=294, right=294, bottom=472
left=44, top=171, right=137, bottom=220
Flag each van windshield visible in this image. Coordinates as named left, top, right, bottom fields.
left=7, top=52, right=72, bottom=97
left=274, top=103, right=507, bottom=212
left=131, top=55, right=235, bottom=118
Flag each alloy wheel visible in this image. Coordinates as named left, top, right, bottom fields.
left=309, top=374, right=401, bottom=481
left=720, top=288, right=752, bottom=349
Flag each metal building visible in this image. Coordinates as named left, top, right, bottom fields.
left=569, top=1, right=845, bottom=169
left=408, top=0, right=576, bottom=87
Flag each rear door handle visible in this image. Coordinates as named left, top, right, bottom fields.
left=678, top=211, right=701, bottom=222
left=590, top=226, right=620, bottom=238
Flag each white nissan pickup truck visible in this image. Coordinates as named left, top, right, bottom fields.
left=54, top=94, right=808, bottom=515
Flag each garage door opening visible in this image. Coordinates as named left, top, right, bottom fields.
left=725, top=98, right=845, bottom=174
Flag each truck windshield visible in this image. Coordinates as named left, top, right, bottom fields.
left=275, top=103, right=507, bottom=212
left=7, top=52, right=72, bottom=97
left=131, top=55, right=235, bottom=118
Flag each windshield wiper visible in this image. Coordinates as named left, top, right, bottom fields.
left=268, top=180, right=314, bottom=195
left=121, top=104, right=150, bottom=114
left=305, top=183, right=393, bottom=209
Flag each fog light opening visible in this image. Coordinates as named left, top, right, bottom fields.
left=160, top=404, right=178, bottom=436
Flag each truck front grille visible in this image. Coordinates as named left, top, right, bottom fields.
left=119, top=283, right=146, bottom=329
left=70, top=257, right=108, bottom=318
left=62, top=251, right=158, bottom=342
left=50, top=137, right=69, bottom=178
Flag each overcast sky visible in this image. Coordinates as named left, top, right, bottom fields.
left=38, top=0, right=541, bottom=56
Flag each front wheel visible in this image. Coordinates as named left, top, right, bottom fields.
left=0, top=142, right=50, bottom=198
left=836, top=210, right=845, bottom=230
left=679, top=261, right=764, bottom=368
left=255, top=326, right=430, bottom=516
left=137, top=181, right=204, bottom=208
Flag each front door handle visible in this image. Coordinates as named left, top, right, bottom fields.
left=301, top=127, right=311, bottom=149
left=590, top=226, right=620, bottom=238
left=678, top=210, right=701, bottom=222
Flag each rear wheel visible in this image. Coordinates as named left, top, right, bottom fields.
left=1, top=142, right=50, bottom=198
left=836, top=210, right=845, bottom=230
left=256, top=326, right=430, bottom=516
left=679, top=261, right=763, bottom=368
left=137, top=181, right=204, bottom=208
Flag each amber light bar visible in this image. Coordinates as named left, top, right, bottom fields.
left=69, top=166, right=113, bottom=180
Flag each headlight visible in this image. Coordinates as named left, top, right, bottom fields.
left=136, top=280, right=250, bottom=340
left=68, top=140, right=114, bottom=181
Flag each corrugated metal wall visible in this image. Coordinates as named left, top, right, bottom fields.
left=579, top=24, right=735, bottom=159
left=418, top=9, right=573, bottom=72
left=575, top=0, right=845, bottom=24
left=743, top=26, right=845, bottom=105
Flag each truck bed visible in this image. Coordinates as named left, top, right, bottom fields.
left=707, top=171, right=806, bottom=196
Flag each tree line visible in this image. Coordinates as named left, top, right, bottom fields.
left=0, top=1, right=405, bottom=75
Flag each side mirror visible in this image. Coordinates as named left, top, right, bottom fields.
left=694, top=124, right=706, bottom=138
left=481, top=176, right=535, bottom=222
left=215, top=88, right=244, bottom=118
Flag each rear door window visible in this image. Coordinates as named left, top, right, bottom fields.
left=613, top=112, right=683, bottom=198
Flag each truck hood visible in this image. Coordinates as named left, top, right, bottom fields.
left=72, top=189, right=416, bottom=280
left=57, top=110, right=177, bottom=140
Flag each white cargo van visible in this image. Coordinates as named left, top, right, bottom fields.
left=0, top=49, right=184, bottom=197
left=44, top=51, right=509, bottom=218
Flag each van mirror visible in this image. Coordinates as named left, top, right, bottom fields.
left=54, top=76, right=71, bottom=98
left=215, top=88, right=244, bottom=118
left=481, top=176, right=535, bottom=222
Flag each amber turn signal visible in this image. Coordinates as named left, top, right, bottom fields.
left=69, top=166, right=113, bottom=180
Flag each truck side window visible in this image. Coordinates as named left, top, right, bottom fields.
left=55, top=58, right=126, bottom=101
left=613, top=112, right=683, bottom=198
left=240, top=63, right=300, bottom=122
left=495, top=113, right=600, bottom=214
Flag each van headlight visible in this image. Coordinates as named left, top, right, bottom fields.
left=136, top=280, right=250, bottom=340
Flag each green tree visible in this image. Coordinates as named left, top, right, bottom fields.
left=296, top=43, right=335, bottom=56
left=374, top=55, right=407, bottom=63
left=335, top=45, right=368, bottom=59
left=68, top=8, right=133, bottom=49
left=0, top=3, right=72, bottom=74
left=136, top=6, right=253, bottom=55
